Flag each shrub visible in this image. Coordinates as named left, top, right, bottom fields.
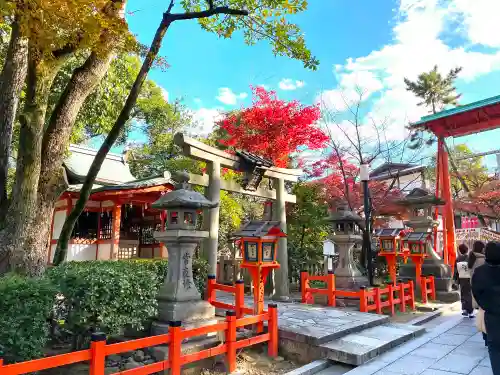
left=47, top=261, right=158, bottom=349
left=0, top=274, right=56, bottom=363
left=123, top=257, right=209, bottom=296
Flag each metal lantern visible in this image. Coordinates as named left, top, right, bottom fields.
left=236, top=151, right=273, bottom=192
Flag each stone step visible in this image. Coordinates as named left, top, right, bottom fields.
left=317, top=323, right=426, bottom=366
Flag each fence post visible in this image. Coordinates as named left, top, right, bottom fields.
left=375, top=288, right=382, bottom=315
left=169, top=321, right=182, bottom=375
left=226, top=311, right=237, bottom=373
left=90, top=332, right=107, bottom=375
left=207, top=275, right=216, bottom=304
left=268, top=303, right=279, bottom=357
left=398, top=280, right=406, bottom=313
left=388, top=284, right=395, bottom=316
left=359, top=286, right=368, bottom=312
left=326, top=271, right=336, bottom=307
left=235, top=279, right=245, bottom=318
left=301, top=271, right=309, bottom=303
left=430, top=276, right=437, bottom=300
left=408, top=280, right=416, bottom=310
left=421, top=276, right=428, bottom=304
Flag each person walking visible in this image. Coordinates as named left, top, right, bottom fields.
left=469, top=240, right=486, bottom=309
left=472, top=241, right=500, bottom=374
left=455, top=244, right=474, bottom=317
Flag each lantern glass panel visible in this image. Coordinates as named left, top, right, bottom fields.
left=410, top=243, right=421, bottom=254
left=245, top=241, right=259, bottom=262
left=262, top=242, right=275, bottom=262
left=170, top=211, right=178, bottom=225
left=382, top=240, right=394, bottom=252
left=184, top=212, right=194, bottom=225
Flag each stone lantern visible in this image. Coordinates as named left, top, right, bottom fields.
left=396, top=188, right=459, bottom=302
left=150, top=171, right=219, bottom=335
left=326, top=202, right=369, bottom=291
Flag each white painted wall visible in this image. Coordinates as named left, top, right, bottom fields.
left=97, top=243, right=112, bottom=260
left=68, top=244, right=97, bottom=261
left=52, top=211, right=67, bottom=240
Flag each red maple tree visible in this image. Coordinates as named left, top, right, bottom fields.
left=305, top=153, right=402, bottom=215
left=216, top=86, right=328, bottom=167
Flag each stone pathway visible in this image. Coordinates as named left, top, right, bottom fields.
left=335, top=314, right=492, bottom=375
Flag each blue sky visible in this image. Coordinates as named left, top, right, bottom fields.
left=121, top=0, right=500, bottom=171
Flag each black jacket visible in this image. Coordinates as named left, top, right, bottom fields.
left=472, top=263, right=500, bottom=342
left=454, top=253, right=469, bottom=281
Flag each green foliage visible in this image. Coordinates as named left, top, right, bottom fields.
left=287, top=182, right=329, bottom=282
left=428, top=144, right=489, bottom=198
left=0, top=274, right=57, bottom=363
left=183, top=0, right=318, bottom=70
left=47, top=261, right=159, bottom=349
left=404, top=65, right=462, bottom=114
left=124, top=257, right=209, bottom=296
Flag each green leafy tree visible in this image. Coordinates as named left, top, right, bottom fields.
left=404, top=65, right=462, bottom=114
left=428, top=144, right=490, bottom=199
left=287, top=182, right=329, bottom=282
left=55, top=0, right=319, bottom=267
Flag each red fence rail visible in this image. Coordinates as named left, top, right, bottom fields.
left=301, top=271, right=418, bottom=315
left=206, top=275, right=253, bottom=318
left=0, top=305, right=279, bottom=375
left=420, top=276, right=436, bottom=304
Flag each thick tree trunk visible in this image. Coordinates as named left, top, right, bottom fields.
left=54, top=13, right=174, bottom=264
left=24, top=51, right=116, bottom=266
left=0, top=53, right=63, bottom=276
left=0, top=20, right=28, bottom=215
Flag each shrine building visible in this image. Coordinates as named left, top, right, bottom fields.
left=48, top=144, right=174, bottom=263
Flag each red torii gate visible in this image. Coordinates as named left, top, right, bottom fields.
left=410, top=94, right=500, bottom=268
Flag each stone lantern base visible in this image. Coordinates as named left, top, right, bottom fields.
left=151, top=300, right=216, bottom=335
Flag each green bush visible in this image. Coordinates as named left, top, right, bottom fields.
left=123, top=257, right=209, bottom=296
left=0, top=274, right=56, bottom=363
left=47, top=261, right=158, bottom=349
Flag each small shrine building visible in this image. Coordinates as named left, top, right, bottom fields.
left=48, top=144, right=174, bottom=263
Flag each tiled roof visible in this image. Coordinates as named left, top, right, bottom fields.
left=64, top=144, right=135, bottom=185
left=232, top=221, right=283, bottom=238
left=236, top=150, right=273, bottom=168
left=68, top=175, right=173, bottom=194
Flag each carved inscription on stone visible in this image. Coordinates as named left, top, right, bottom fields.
left=182, top=251, right=192, bottom=289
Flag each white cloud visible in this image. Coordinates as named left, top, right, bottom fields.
left=320, top=0, right=500, bottom=143
left=216, top=87, right=248, bottom=105
left=189, top=108, right=223, bottom=136
left=160, top=87, right=169, bottom=102
left=278, top=78, right=305, bottom=91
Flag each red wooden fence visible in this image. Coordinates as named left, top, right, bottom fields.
left=420, top=276, right=437, bottom=304
left=301, top=271, right=419, bottom=315
left=0, top=305, right=279, bottom=375
left=206, top=275, right=253, bottom=318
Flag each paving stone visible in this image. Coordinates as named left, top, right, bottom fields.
left=469, top=366, right=494, bottom=375
left=479, top=357, right=492, bottom=368
left=450, top=341, right=489, bottom=358
left=446, top=325, right=478, bottom=336
left=430, top=353, right=483, bottom=374
left=383, top=354, right=436, bottom=375
left=421, top=370, right=465, bottom=375
left=468, top=333, right=486, bottom=343
left=411, top=343, right=455, bottom=360
left=431, top=333, right=470, bottom=346
left=338, top=359, right=392, bottom=375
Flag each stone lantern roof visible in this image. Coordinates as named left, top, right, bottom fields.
left=395, top=187, right=445, bottom=207
left=325, top=203, right=364, bottom=226
left=152, top=171, right=218, bottom=210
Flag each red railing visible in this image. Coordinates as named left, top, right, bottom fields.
left=206, top=275, right=253, bottom=318
left=420, top=276, right=436, bottom=304
left=301, top=271, right=416, bottom=315
left=0, top=305, right=279, bottom=375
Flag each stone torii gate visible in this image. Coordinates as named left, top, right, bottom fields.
left=174, top=133, right=302, bottom=300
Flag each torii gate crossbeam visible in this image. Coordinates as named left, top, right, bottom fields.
left=174, top=133, right=302, bottom=300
